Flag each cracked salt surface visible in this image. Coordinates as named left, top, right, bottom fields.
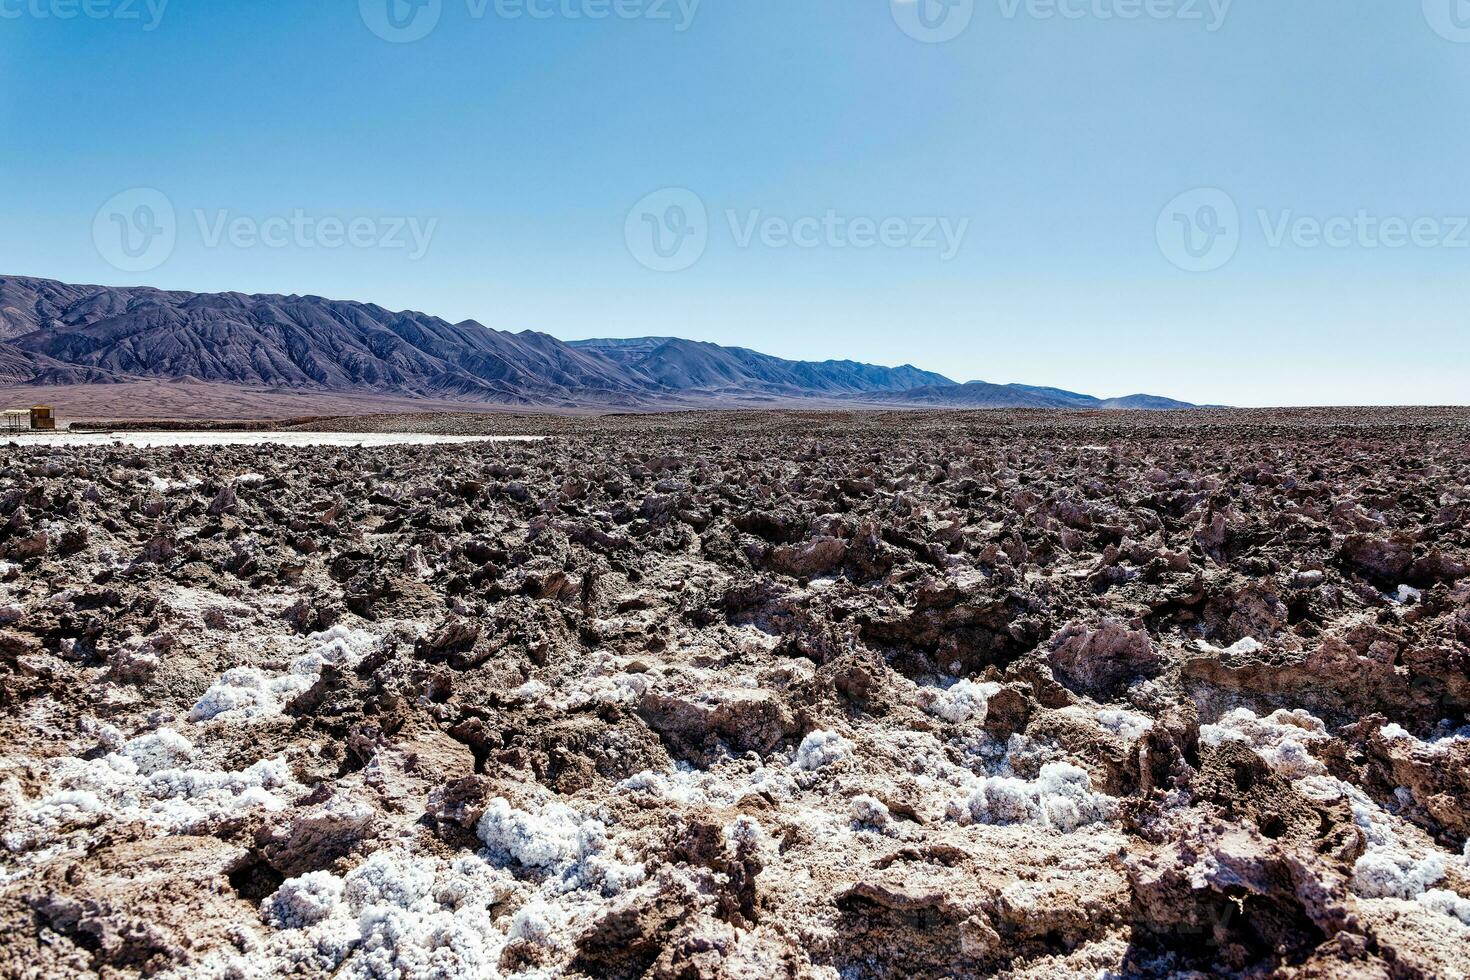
left=2, top=627, right=378, bottom=868
left=946, top=762, right=1115, bottom=834
left=6, top=412, right=1469, bottom=978
left=7, top=432, right=544, bottom=448
left=1, top=614, right=665, bottom=978
left=1378, top=721, right=1470, bottom=753
left=1202, top=707, right=1470, bottom=926
left=1, top=730, right=297, bottom=857
left=231, top=796, right=653, bottom=978
left=188, top=624, right=379, bottom=722
left=924, top=678, right=1001, bottom=724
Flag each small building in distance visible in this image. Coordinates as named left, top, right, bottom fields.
left=2, top=407, right=59, bottom=432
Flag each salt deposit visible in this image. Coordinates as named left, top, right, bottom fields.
left=11, top=431, right=543, bottom=448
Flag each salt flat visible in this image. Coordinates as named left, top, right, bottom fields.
left=3, top=431, right=544, bottom=448
left=0, top=409, right=1467, bottom=979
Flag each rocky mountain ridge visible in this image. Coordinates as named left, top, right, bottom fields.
left=0, top=276, right=1196, bottom=410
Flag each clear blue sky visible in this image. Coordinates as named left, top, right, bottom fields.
left=3, top=0, right=1468, bottom=406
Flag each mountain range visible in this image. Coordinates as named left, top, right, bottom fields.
left=0, top=276, right=1195, bottom=411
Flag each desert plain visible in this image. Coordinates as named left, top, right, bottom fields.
left=0, top=408, right=1468, bottom=978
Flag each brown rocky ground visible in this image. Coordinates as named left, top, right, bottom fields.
left=0, top=408, right=1468, bottom=979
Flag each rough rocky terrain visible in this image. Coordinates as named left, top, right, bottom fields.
left=1, top=408, right=1468, bottom=979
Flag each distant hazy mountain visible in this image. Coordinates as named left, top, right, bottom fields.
left=568, top=337, right=951, bottom=395
left=861, top=380, right=1197, bottom=410
left=0, top=276, right=1196, bottom=410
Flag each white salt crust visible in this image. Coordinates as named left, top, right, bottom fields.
left=189, top=625, right=378, bottom=722
left=1203, top=707, right=1470, bottom=923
